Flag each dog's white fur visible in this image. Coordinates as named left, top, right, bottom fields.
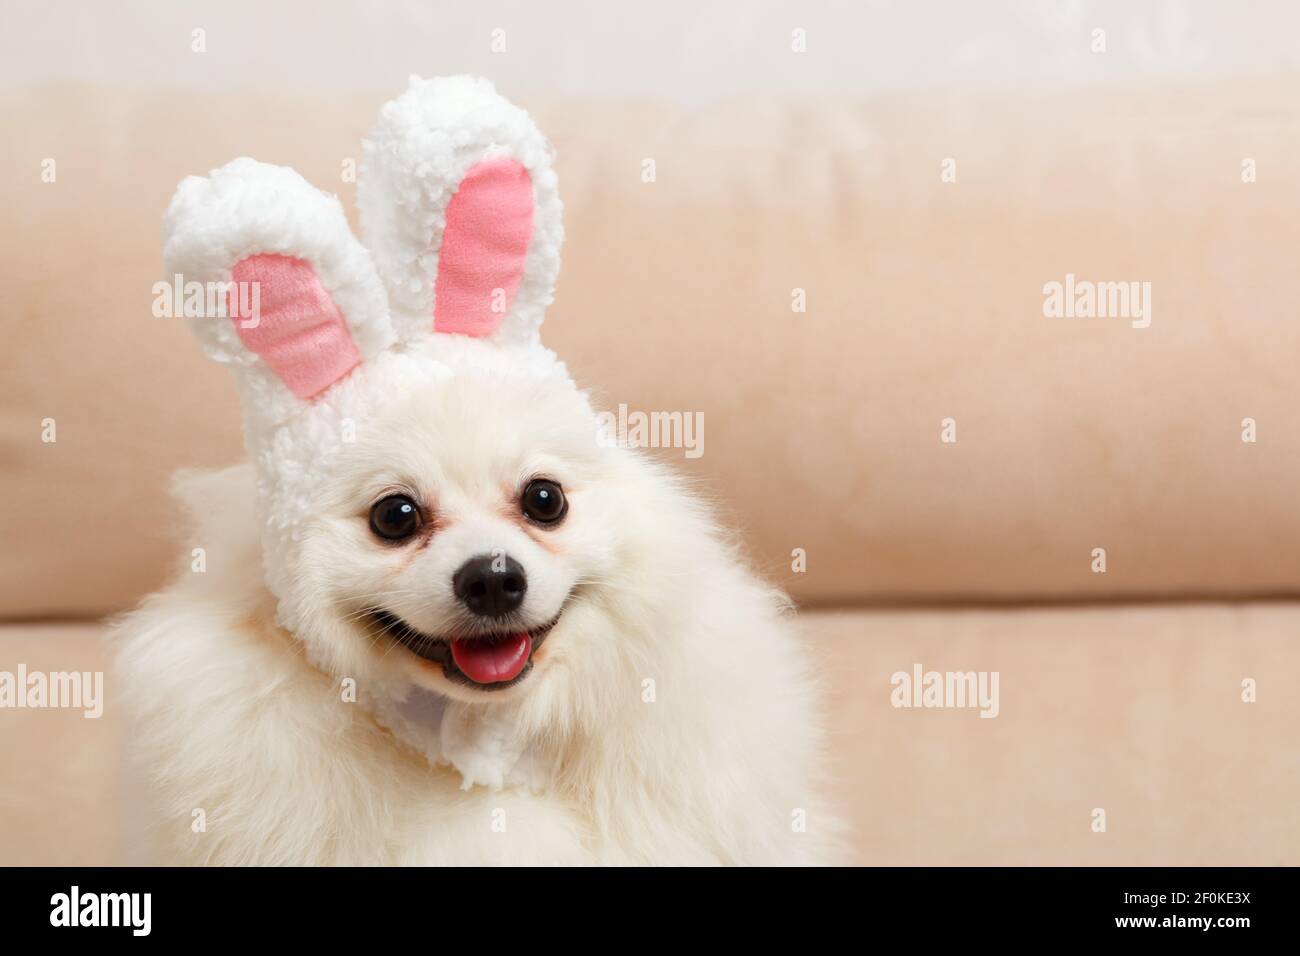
left=114, top=75, right=839, bottom=865
left=115, top=360, right=839, bottom=864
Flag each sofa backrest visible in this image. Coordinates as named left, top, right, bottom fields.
left=4, top=80, right=1300, bottom=618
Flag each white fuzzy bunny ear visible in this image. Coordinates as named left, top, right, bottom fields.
left=357, top=75, right=563, bottom=346
left=162, top=159, right=393, bottom=412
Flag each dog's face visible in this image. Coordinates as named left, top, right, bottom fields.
left=292, top=363, right=620, bottom=703
left=163, top=79, right=631, bottom=710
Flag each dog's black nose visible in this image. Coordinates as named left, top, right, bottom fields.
left=453, top=554, right=527, bottom=618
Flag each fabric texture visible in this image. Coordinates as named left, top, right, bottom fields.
left=229, top=254, right=360, bottom=399
left=434, top=157, right=535, bottom=337
left=3, top=78, right=1300, bottom=616
left=4, top=606, right=1298, bottom=865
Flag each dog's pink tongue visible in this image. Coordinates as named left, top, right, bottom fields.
left=450, top=633, right=532, bottom=684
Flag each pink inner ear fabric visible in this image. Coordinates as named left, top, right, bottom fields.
left=228, top=254, right=361, bottom=400
left=433, top=157, right=534, bottom=337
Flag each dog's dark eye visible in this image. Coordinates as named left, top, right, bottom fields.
left=521, top=479, right=567, bottom=525
left=369, top=494, right=422, bottom=541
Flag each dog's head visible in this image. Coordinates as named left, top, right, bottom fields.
left=163, top=76, right=631, bottom=703
left=293, top=352, right=629, bottom=703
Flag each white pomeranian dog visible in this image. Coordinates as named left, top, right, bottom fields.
left=114, top=76, right=838, bottom=865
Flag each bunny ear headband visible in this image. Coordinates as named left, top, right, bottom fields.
left=164, top=74, right=562, bottom=405
left=162, top=76, right=570, bottom=628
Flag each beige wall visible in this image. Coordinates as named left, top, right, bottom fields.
left=4, top=0, right=1298, bottom=101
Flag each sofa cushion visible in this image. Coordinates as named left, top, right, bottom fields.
left=1, top=605, right=1297, bottom=865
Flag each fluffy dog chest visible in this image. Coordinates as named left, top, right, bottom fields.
left=373, top=683, right=550, bottom=792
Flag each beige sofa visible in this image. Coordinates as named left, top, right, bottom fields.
left=3, top=80, right=1299, bottom=865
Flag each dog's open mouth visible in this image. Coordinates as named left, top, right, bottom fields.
left=369, top=610, right=559, bottom=690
